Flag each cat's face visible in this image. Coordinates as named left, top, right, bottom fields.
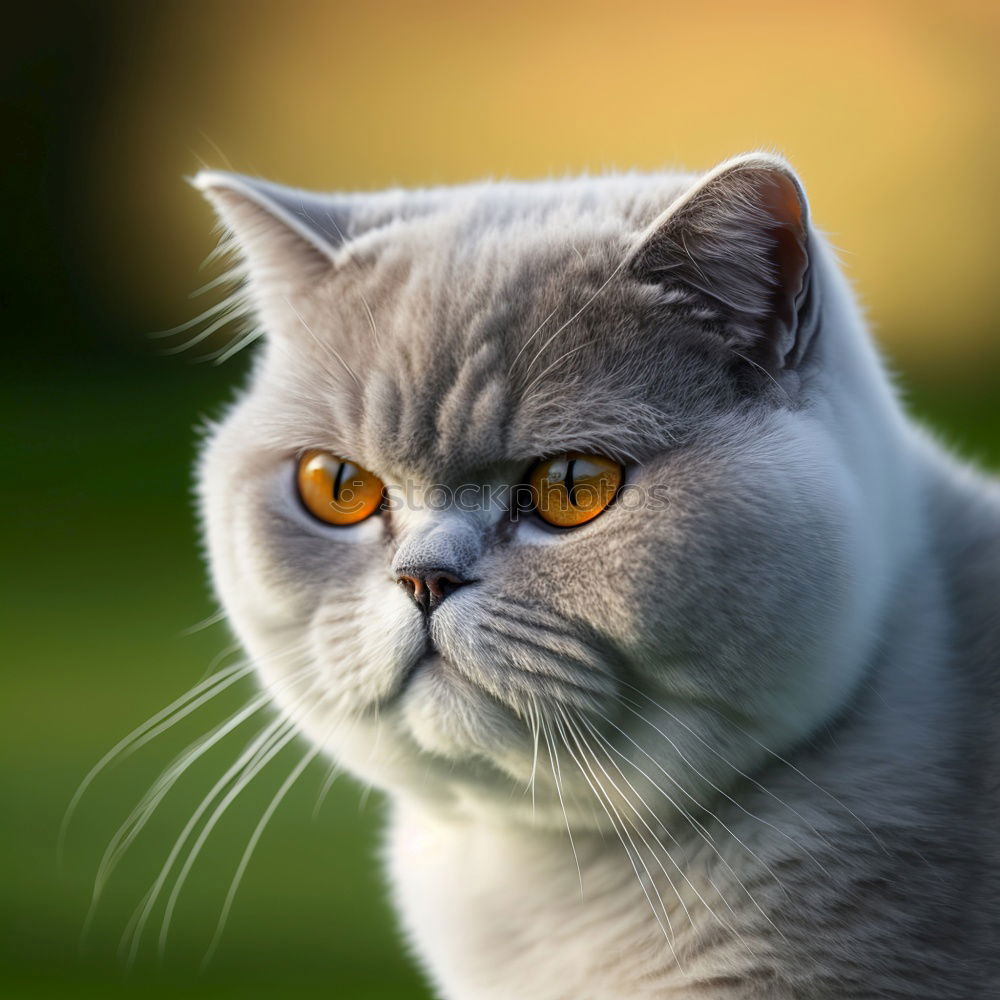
left=196, top=157, right=894, bottom=829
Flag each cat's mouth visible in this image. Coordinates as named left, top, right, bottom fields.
left=390, top=638, right=503, bottom=716
left=395, top=639, right=444, bottom=697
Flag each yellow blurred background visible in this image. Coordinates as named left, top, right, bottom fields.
left=2, top=2, right=997, bottom=998
left=89, top=0, right=1000, bottom=364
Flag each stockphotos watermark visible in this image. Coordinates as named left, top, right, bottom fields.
left=330, top=479, right=673, bottom=516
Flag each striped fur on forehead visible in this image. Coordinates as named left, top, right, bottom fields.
left=197, top=166, right=797, bottom=479
left=260, top=231, right=743, bottom=479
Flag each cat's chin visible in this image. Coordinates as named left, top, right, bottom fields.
left=397, top=653, right=526, bottom=763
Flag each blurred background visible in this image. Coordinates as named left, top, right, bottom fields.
left=3, top=1, right=998, bottom=997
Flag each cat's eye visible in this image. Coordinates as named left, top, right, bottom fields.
left=528, top=453, right=624, bottom=528
left=296, top=450, right=384, bottom=526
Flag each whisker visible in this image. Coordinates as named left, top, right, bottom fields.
left=188, top=265, right=244, bottom=299
left=522, top=256, right=633, bottom=378
left=181, top=608, right=230, bottom=636
left=208, top=326, right=262, bottom=365
left=602, top=700, right=800, bottom=905
left=508, top=301, right=562, bottom=374
left=711, top=711, right=890, bottom=856
left=525, top=699, right=541, bottom=817
left=160, top=302, right=252, bottom=355
left=552, top=708, right=682, bottom=968
left=201, top=743, right=322, bottom=968
left=561, top=710, right=700, bottom=937
left=196, top=132, right=236, bottom=172
left=729, top=349, right=792, bottom=402
left=357, top=288, right=381, bottom=349
left=194, top=641, right=244, bottom=684
left=156, top=708, right=318, bottom=959
left=587, top=710, right=716, bottom=843
left=119, top=663, right=320, bottom=965
left=200, top=235, right=237, bottom=270
left=319, top=206, right=383, bottom=351
left=284, top=297, right=362, bottom=389
left=519, top=341, right=594, bottom=401
left=311, top=761, right=343, bottom=822
left=61, top=659, right=254, bottom=861
left=149, top=289, right=246, bottom=340
left=593, top=703, right=790, bottom=937
left=538, top=712, right=582, bottom=893
left=575, top=713, right=758, bottom=956
left=614, top=693, right=833, bottom=877
left=156, top=717, right=301, bottom=950
left=122, top=716, right=297, bottom=966
left=82, top=688, right=276, bottom=942
left=619, top=681, right=858, bottom=858
left=82, top=642, right=312, bottom=893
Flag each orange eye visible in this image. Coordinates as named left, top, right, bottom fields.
left=528, top=453, right=623, bottom=528
left=296, top=450, right=384, bottom=526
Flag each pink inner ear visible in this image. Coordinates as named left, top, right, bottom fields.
left=753, top=171, right=809, bottom=344
left=757, top=170, right=805, bottom=233
left=630, top=158, right=814, bottom=373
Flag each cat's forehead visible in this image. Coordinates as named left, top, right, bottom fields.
left=271, top=175, right=724, bottom=480
left=348, top=172, right=696, bottom=247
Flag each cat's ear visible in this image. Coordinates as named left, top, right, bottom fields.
left=631, top=153, right=814, bottom=374
left=192, top=171, right=349, bottom=291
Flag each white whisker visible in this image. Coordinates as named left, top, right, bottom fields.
left=83, top=689, right=276, bottom=942
left=61, top=659, right=254, bottom=862
left=156, top=721, right=304, bottom=958
left=118, top=658, right=319, bottom=965
left=575, top=713, right=758, bottom=955
left=619, top=681, right=856, bottom=859
left=538, top=711, right=583, bottom=893
left=284, top=297, right=362, bottom=388
left=552, top=708, right=682, bottom=969
left=208, top=325, right=262, bottom=364
left=122, top=716, right=294, bottom=966
left=522, top=256, right=632, bottom=377
left=311, top=761, right=343, bottom=822
left=592, top=703, right=790, bottom=937
left=560, top=711, right=692, bottom=933
left=202, top=743, right=322, bottom=968
left=181, top=611, right=229, bottom=638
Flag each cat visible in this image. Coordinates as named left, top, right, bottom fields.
left=190, top=153, right=1000, bottom=999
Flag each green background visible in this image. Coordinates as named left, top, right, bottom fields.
left=3, top=3, right=997, bottom=998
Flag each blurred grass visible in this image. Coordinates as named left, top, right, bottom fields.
left=2, top=352, right=997, bottom=998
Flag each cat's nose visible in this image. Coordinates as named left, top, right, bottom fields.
left=396, top=569, right=470, bottom=615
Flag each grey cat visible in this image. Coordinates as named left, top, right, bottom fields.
left=190, top=154, right=999, bottom=998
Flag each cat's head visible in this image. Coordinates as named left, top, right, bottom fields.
left=194, top=155, right=908, bottom=829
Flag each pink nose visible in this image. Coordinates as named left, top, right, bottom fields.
left=396, top=569, right=468, bottom=614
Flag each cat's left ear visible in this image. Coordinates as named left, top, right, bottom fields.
left=631, top=153, right=815, bottom=374
left=192, top=171, right=350, bottom=296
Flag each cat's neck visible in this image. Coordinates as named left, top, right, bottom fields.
left=387, top=797, right=707, bottom=999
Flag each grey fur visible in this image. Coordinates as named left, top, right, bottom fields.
left=191, top=155, right=999, bottom=999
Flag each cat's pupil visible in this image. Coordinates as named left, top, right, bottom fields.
left=331, top=462, right=347, bottom=504
left=565, top=459, right=579, bottom=507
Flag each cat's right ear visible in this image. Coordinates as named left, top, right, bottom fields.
left=192, top=171, right=349, bottom=294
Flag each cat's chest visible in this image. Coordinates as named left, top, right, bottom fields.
left=384, top=805, right=733, bottom=1000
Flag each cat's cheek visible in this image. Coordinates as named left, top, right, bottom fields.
left=219, top=467, right=384, bottom=623
left=201, top=456, right=310, bottom=629
left=308, top=580, right=428, bottom=713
